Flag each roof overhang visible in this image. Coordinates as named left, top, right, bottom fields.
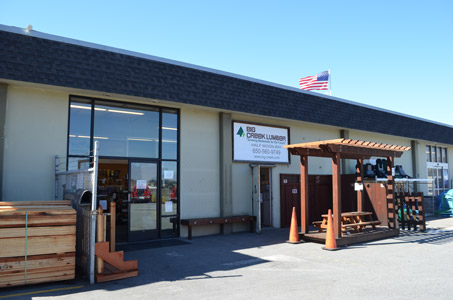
left=284, top=138, right=411, bottom=159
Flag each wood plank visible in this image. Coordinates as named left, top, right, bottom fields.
left=95, top=242, right=137, bottom=271
left=0, top=235, right=75, bottom=258
left=343, top=221, right=381, bottom=228
left=0, top=253, right=75, bottom=273
left=0, top=267, right=74, bottom=288
left=96, top=269, right=138, bottom=283
left=386, top=156, right=397, bottom=229
left=110, top=201, right=116, bottom=252
left=0, top=214, right=76, bottom=228
left=356, top=158, right=364, bottom=212
left=0, top=264, right=74, bottom=279
left=180, top=216, right=255, bottom=226
left=0, top=225, right=75, bottom=239
left=0, top=201, right=71, bottom=206
left=332, top=153, right=342, bottom=238
left=0, top=207, right=74, bottom=213
left=0, top=207, right=75, bottom=214
left=300, top=155, right=309, bottom=234
left=96, top=207, right=105, bottom=274
left=0, top=252, right=75, bottom=276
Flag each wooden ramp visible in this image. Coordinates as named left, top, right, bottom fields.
left=95, top=241, right=138, bottom=283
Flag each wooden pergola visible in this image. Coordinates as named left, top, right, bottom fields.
left=284, top=138, right=411, bottom=239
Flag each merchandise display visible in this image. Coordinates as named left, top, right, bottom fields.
left=97, top=162, right=129, bottom=242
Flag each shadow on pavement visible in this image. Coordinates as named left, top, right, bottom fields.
left=0, top=229, right=289, bottom=299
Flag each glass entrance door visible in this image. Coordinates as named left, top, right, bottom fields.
left=129, top=161, right=158, bottom=241
left=428, top=164, right=450, bottom=197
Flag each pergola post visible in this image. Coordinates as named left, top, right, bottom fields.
left=332, top=153, right=342, bottom=238
left=386, top=156, right=398, bottom=229
left=356, top=158, right=364, bottom=211
left=300, top=155, right=309, bottom=234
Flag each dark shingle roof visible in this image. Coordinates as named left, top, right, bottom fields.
left=1, top=27, right=452, bottom=145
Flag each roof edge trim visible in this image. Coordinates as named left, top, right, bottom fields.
left=1, top=24, right=452, bottom=129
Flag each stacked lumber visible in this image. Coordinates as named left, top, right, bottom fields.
left=0, top=201, right=76, bottom=288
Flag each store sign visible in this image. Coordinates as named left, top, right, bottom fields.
left=233, top=122, right=289, bottom=163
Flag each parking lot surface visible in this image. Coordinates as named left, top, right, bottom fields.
left=1, top=216, right=453, bottom=300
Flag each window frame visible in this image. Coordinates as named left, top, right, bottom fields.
left=67, top=95, right=181, bottom=238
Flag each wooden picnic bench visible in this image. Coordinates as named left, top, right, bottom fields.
left=180, top=215, right=256, bottom=240
left=313, top=211, right=381, bottom=233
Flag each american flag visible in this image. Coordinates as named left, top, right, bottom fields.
left=299, top=71, right=329, bottom=91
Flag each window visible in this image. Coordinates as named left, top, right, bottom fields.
left=426, top=145, right=448, bottom=163
left=442, top=148, right=448, bottom=163
left=68, top=99, right=92, bottom=156
left=426, top=144, right=449, bottom=196
left=93, top=101, right=159, bottom=158
left=162, top=110, right=178, bottom=160
left=437, top=147, right=442, bottom=163
left=67, top=96, right=180, bottom=239
left=431, top=146, right=437, bottom=162
left=425, top=146, right=431, bottom=162
left=67, top=97, right=179, bottom=162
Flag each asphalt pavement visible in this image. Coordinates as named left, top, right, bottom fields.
left=1, top=216, right=453, bottom=300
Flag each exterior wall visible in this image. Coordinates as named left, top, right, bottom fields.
left=416, top=141, right=453, bottom=213
left=2, top=86, right=68, bottom=201
left=180, top=107, right=220, bottom=237
left=231, top=113, right=341, bottom=228
left=449, top=146, right=453, bottom=190
left=2, top=83, right=452, bottom=234
left=416, top=141, right=429, bottom=196
left=348, top=130, right=413, bottom=176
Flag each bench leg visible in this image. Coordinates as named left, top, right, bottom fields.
left=188, top=225, right=192, bottom=240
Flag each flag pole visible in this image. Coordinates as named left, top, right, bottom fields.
left=329, top=69, right=332, bottom=96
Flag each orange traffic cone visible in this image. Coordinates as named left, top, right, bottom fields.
left=322, top=209, right=339, bottom=251
left=287, top=207, right=302, bottom=244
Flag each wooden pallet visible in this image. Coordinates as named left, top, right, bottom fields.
left=0, top=201, right=76, bottom=287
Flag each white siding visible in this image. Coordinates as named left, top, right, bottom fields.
left=3, top=86, right=68, bottom=201
left=180, top=108, right=220, bottom=237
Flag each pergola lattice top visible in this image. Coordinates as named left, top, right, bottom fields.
left=284, top=138, right=411, bottom=159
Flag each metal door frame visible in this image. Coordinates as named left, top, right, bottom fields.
left=260, top=167, right=273, bottom=227
left=128, top=159, right=160, bottom=241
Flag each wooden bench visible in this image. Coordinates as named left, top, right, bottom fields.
left=312, top=221, right=324, bottom=232
left=342, top=220, right=381, bottom=232
left=314, top=212, right=381, bottom=233
left=180, top=216, right=256, bottom=240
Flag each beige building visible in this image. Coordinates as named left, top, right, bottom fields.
left=1, top=25, right=452, bottom=241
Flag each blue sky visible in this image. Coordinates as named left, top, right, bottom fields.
left=2, top=1, right=452, bottom=126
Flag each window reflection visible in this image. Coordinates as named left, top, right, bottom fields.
left=431, top=146, right=436, bottom=162
left=94, top=102, right=159, bottom=158
left=443, top=169, right=449, bottom=189
left=68, top=101, right=92, bottom=155
left=67, top=157, right=90, bottom=170
left=162, top=111, right=178, bottom=159
left=437, top=147, right=442, bottom=163
left=161, top=161, right=177, bottom=216
left=425, top=146, right=431, bottom=162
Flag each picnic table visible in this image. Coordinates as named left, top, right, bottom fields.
left=313, top=211, right=381, bottom=233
